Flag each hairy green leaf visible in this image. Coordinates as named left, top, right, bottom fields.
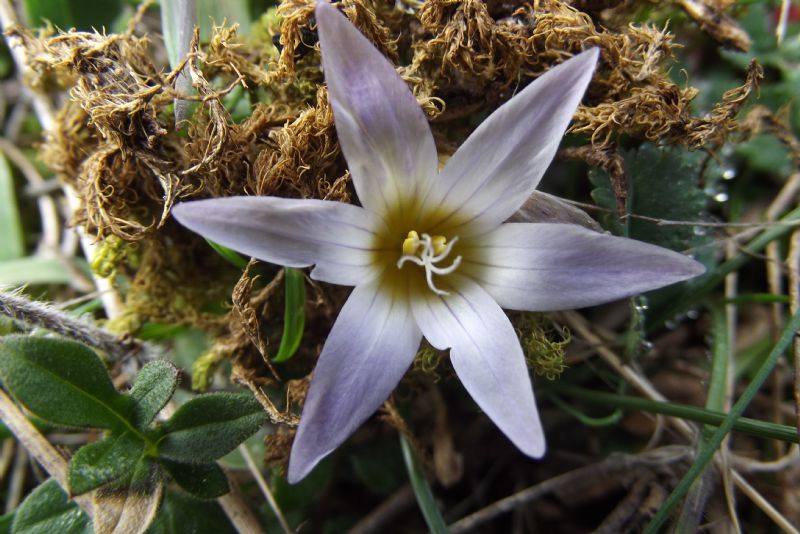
left=0, top=336, right=133, bottom=430
left=129, top=360, right=179, bottom=428
left=157, top=393, right=266, bottom=463
left=11, top=479, right=91, bottom=534
left=160, top=460, right=229, bottom=499
left=68, top=431, right=145, bottom=496
left=274, top=268, right=306, bottom=363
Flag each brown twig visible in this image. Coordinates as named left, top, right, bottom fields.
left=448, top=447, right=690, bottom=533
left=0, top=389, right=95, bottom=518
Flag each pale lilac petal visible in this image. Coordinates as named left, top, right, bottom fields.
left=316, top=2, right=438, bottom=214
left=288, top=281, right=422, bottom=483
left=172, top=197, right=382, bottom=286
left=426, top=49, right=599, bottom=235
left=508, top=191, right=602, bottom=231
left=411, top=276, right=545, bottom=457
left=462, top=223, right=706, bottom=311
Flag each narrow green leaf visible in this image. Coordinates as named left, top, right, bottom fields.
left=0, top=513, right=13, bottom=534
left=0, top=336, right=134, bottom=430
left=21, top=0, right=75, bottom=28
left=646, top=308, right=800, bottom=532
left=11, top=479, right=91, bottom=534
left=68, top=431, right=145, bottom=496
left=205, top=239, right=248, bottom=269
left=129, top=360, right=179, bottom=428
left=273, top=268, right=306, bottom=363
left=0, top=153, right=24, bottom=261
left=553, top=384, right=799, bottom=444
left=400, top=435, right=448, bottom=534
left=148, top=491, right=236, bottom=534
left=157, top=393, right=266, bottom=463
left=196, top=0, right=251, bottom=38
left=160, top=459, right=230, bottom=499
left=0, top=256, right=73, bottom=286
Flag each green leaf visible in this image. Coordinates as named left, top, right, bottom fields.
left=0, top=513, right=12, bottom=534
left=0, top=336, right=134, bottom=430
left=273, top=268, right=306, bottom=363
left=68, top=431, right=145, bottom=496
left=196, top=0, right=251, bottom=38
left=22, top=0, right=75, bottom=28
left=147, top=490, right=236, bottom=534
left=553, top=384, right=799, bottom=444
left=22, top=0, right=122, bottom=31
left=160, top=460, right=230, bottom=499
left=0, top=153, right=23, bottom=261
left=157, top=393, right=266, bottom=463
left=205, top=239, right=248, bottom=269
left=400, top=435, right=448, bottom=534
left=0, top=257, right=73, bottom=286
left=11, top=479, right=91, bottom=534
left=129, top=361, right=179, bottom=428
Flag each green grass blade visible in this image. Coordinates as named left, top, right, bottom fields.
left=400, top=434, right=448, bottom=534
left=0, top=153, right=24, bottom=261
left=205, top=239, right=248, bottom=269
left=273, top=268, right=306, bottom=363
left=645, top=307, right=800, bottom=532
left=648, top=206, right=800, bottom=329
left=552, top=384, right=798, bottom=444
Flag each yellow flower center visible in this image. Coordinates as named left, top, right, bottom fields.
left=397, top=230, right=462, bottom=296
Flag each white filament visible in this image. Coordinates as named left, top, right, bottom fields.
left=397, top=233, right=462, bottom=296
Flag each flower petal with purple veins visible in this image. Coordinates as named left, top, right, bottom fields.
left=461, top=222, right=706, bottom=312
left=410, top=275, right=545, bottom=457
left=316, top=1, right=439, bottom=216
left=288, top=279, right=421, bottom=483
left=426, top=49, right=599, bottom=236
left=172, top=196, right=383, bottom=286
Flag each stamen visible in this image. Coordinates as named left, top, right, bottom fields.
left=396, top=232, right=462, bottom=296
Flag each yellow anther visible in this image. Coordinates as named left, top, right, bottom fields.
left=431, top=235, right=447, bottom=256
left=402, top=231, right=420, bottom=256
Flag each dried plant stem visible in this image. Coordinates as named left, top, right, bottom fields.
left=448, top=447, right=690, bottom=533
left=348, top=485, right=415, bottom=534
left=0, top=389, right=95, bottom=518
left=788, top=228, right=800, bottom=438
left=561, top=310, right=795, bottom=532
left=722, top=240, right=742, bottom=533
left=731, top=471, right=799, bottom=534
left=0, top=290, right=143, bottom=362
left=217, top=485, right=266, bottom=534
left=0, top=440, right=14, bottom=482
left=5, top=446, right=26, bottom=513
left=239, top=443, right=291, bottom=534
left=776, top=0, right=791, bottom=45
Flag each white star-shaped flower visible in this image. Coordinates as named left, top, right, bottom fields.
left=174, top=2, right=704, bottom=483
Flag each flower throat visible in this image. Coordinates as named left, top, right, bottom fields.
left=396, top=231, right=462, bottom=296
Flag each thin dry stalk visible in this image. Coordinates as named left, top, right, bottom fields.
left=239, top=443, right=291, bottom=533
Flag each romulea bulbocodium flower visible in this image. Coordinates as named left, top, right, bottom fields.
left=173, top=1, right=705, bottom=483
